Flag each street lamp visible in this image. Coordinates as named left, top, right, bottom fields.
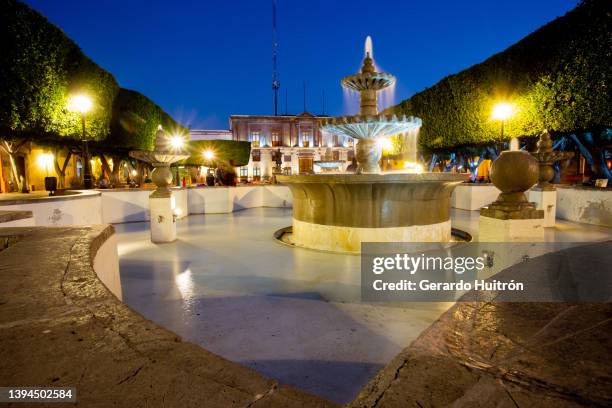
left=69, top=94, right=93, bottom=189
left=203, top=150, right=214, bottom=161
left=169, top=135, right=185, bottom=150
left=492, top=102, right=513, bottom=139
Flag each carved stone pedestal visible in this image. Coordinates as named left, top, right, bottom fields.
left=150, top=193, right=177, bottom=243
left=528, top=188, right=557, bottom=227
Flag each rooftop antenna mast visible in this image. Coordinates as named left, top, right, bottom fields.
left=272, top=0, right=280, bottom=116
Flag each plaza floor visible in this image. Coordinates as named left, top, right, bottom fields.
left=115, top=208, right=611, bottom=403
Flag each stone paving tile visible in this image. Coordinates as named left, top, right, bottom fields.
left=0, top=226, right=334, bottom=408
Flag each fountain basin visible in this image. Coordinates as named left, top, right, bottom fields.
left=277, top=173, right=467, bottom=252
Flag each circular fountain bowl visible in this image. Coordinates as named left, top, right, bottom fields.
left=276, top=172, right=468, bottom=253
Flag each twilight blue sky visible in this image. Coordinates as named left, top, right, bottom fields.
left=25, top=0, right=578, bottom=129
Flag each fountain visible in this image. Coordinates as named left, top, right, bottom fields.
left=276, top=38, right=467, bottom=253
left=528, top=130, right=574, bottom=227
left=130, top=126, right=190, bottom=243
left=314, top=148, right=344, bottom=173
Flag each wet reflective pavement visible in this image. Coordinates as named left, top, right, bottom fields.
left=115, top=208, right=611, bottom=403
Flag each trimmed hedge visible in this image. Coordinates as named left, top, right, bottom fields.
left=105, top=88, right=188, bottom=152
left=183, top=140, right=251, bottom=167
left=0, top=0, right=118, bottom=143
left=391, top=0, right=611, bottom=149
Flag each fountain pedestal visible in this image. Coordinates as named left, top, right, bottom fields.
left=130, top=127, right=189, bottom=243
left=149, top=165, right=177, bottom=243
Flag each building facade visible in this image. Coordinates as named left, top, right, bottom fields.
left=189, top=129, right=233, bottom=141
left=230, top=112, right=355, bottom=179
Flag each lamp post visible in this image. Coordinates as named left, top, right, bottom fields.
left=169, top=135, right=185, bottom=186
left=69, top=95, right=93, bottom=189
left=492, top=102, right=513, bottom=140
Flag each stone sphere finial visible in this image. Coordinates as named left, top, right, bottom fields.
left=491, top=150, right=539, bottom=194
left=481, top=149, right=543, bottom=220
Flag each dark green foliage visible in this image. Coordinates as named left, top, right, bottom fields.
left=104, top=88, right=188, bottom=152
left=0, top=0, right=118, bottom=142
left=183, top=140, right=251, bottom=167
left=391, top=0, right=611, bottom=149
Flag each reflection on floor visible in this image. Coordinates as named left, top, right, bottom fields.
left=115, top=208, right=611, bottom=403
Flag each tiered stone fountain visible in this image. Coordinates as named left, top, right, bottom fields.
left=277, top=38, right=467, bottom=253
left=130, top=126, right=190, bottom=243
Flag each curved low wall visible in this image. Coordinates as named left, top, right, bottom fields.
left=188, top=185, right=292, bottom=214
left=0, top=191, right=102, bottom=226
left=0, top=226, right=331, bottom=407
left=0, top=186, right=293, bottom=226
left=100, top=188, right=188, bottom=223
left=556, top=185, right=612, bottom=227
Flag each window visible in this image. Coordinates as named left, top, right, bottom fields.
left=283, top=155, right=292, bottom=162
left=251, top=132, right=260, bottom=147
left=240, top=167, right=248, bottom=177
left=272, top=132, right=281, bottom=147
left=253, top=167, right=261, bottom=178
left=301, top=131, right=311, bottom=147
left=333, top=150, right=340, bottom=161
left=347, top=149, right=355, bottom=160
left=252, top=149, right=261, bottom=162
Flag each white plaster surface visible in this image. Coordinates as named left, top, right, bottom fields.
left=556, top=186, right=612, bottom=227
left=292, top=218, right=451, bottom=253
left=451, top=184, right=500, bottom=210
left=187, top=186, right=292, bottom=214
left=478, top=215, right=545, bottom=242
left=529, top=189, right=557, bottom=227
left=115, top=208, right=610, bottom=403
left=0, top=194, right=102, bottom=226
left=93, top=232, right=122, bottom=300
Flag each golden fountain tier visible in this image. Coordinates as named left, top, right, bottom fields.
left=321, top=113, right=421, bottom=140
left=341, top=71, right=395, bottom=92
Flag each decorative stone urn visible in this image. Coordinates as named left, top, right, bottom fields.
left=481, top=150, right=543, bottom=219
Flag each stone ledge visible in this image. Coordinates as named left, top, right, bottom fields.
left=0, top=210, right=33, bottom=223
left=0, top=226, right=333, bottom=407
left=0, top=190, right=101, bottom=206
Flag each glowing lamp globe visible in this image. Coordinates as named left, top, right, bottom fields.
left=203, top=150, right=214, bottom=161
left=492, top=103, right=513, bottom=121
left=169, top=135, right=185, bottom=150
left=69, top=95, right=92, bottom=113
